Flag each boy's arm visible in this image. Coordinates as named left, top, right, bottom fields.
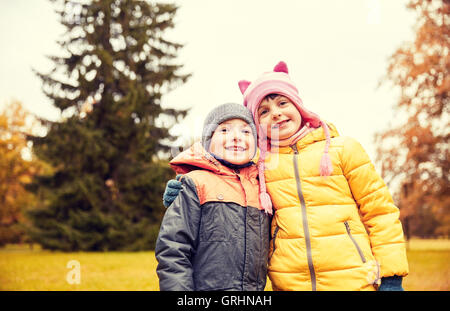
left=155, top=176, right=201, bottom=291
left=340, top=137, right=409, bottom=279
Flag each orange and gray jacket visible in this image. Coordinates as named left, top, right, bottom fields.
left=155, top=142, right=270, bottom=291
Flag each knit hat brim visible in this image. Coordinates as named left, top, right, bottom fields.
left=201, top=103, right=258, bottom=159
left=241, top=73, right=322, bottom=130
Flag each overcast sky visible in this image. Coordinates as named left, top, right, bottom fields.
left=0, top=0, right=417, bottom=161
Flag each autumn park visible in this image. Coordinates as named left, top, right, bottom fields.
left=0, top=0, right=448, bottom=292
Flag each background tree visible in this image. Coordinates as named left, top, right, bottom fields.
left=375, top=0, right=449, bottom=238
left=26, top=0, right=189, bottom=251
left=0, top=100, right=47, bottom=246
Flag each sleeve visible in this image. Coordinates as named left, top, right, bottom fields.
left=341, top=137, right=409, bottom=278
left=155, top=176, right=201, bottom=290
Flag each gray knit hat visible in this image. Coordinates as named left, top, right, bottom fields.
left=202, top=103, right=257, bottom=156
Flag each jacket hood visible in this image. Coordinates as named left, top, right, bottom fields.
left=255, top=123, right=339, bottom=156
left=297, top=122, right=339, bottom=148
left=170, top=142, right=256, bottom=177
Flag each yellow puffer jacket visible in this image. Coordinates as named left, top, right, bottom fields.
left=265, top=124, right=408, bottom=291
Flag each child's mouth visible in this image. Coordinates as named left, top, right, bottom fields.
left=272, top=119, right=289, bottom=129
left=225, top=146, right=246, bottom=152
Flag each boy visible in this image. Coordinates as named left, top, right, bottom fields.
left=155, top=103, right=270, bottom=291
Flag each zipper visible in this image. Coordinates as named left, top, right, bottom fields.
left=268, top=226, right=279, bottom=264
left=234, top=168, right=249, bottom=289
left=344, top=221, right=366, bottom=263
left=291, top=144, right=317, bottom=291
left=241, top=201, right=248, bottom=290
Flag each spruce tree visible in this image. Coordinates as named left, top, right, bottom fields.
left=26, top=0, right=189, bottom=251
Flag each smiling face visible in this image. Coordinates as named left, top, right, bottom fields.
left=208, top=118, right=256, bottom=165
left=257, top=95, right=303, bottom=140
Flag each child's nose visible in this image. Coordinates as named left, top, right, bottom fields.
left=271, top=108, right=282, bottom=119
left=231, top=128, right=242, bottom=141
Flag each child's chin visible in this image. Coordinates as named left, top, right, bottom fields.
left=223, top=155, right=251, bottom=165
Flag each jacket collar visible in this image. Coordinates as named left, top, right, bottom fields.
left=277, top=122, right=339, bottom=153
left=169, top=142, right=258, bottom=179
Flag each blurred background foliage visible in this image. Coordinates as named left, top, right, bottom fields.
left=0, top=0, right=448, bottom=251
left=2, top=0, right=189, bottom=251
left=375, top=0, right=449, bottom=238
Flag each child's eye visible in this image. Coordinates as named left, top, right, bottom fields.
left=279, top=101, right=287, bottom=106
left=220, top=127, right=229, bottom=133
left=242, top=129, right=251, bottom=134
left=259, top=109, right=268, bottom=116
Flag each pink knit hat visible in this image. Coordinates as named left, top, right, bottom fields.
left=238, top=61, right=332, bottom=214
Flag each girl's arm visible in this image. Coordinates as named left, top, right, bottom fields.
left=155, top=176, right=201, bottom=290
left=341, top=137, right=409, bottom=279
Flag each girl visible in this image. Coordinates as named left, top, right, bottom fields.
left=237, top=61, right=409, bottom=291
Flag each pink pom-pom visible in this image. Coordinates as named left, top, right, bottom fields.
left=320, top=152, right=333, bottom=177
left=260, top=191, right=273, bottom=215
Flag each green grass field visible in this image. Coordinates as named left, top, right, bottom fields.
left=0, top=239, right=448, bottom=291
